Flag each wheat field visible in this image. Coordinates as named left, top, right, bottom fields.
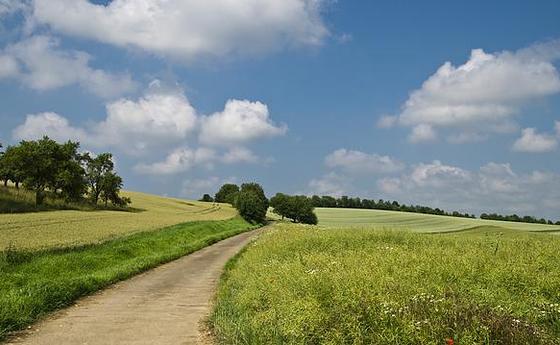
left=0, top=191, right=237, bottom=249
left=315, top=207, right=560, bottom=233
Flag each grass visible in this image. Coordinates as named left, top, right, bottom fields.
left=210, top=223, right=560, bottom=344
left=0, top=189, right=237, bottom=250
left=0, top=217, right=258, bottom=340
left=316, top=207, right=560, bottom=233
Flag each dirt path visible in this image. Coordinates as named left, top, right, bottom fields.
left=6, top=228, right=264, bottom=345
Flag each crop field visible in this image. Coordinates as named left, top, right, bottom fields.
left=0, top=190, right=237, bottom=250
left=316, top=207, right=560, bottom=233
left=211, top=223, right=560, bottom=344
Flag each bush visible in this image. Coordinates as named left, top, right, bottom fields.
left=214, top=184, right=239, bottom=204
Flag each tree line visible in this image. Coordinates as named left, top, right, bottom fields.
left=0, top=137, right=129, bottom=207
left=480, top=213, right=560, bottom=226
left=308, top=195, right=476, bottom=218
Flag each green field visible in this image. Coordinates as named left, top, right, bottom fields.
left=211, top=223, right=560, bottom=344
left=0, top=190, right=237, bottom=250
left=316, top=207, right=560, bottom=233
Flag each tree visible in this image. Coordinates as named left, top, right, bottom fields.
left=234, top=182, right=268, bottom=224
left=270, top=194, right=318, bottom=225
left=100, top=172, right=129, bottom=207
left=0, top=145, right=24, bottom=188
left=199, top=194, right=214, bottom=202
left=53, top=141, right=87, bottom=202
left=85, top=153, right=115, bottom=205
left=214, top=183, right=240, bottom=204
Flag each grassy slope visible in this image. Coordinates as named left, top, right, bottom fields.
left=0, top=217, right=258, bottom=339
left=0, top=190, right=237, bottom=249
left=316, top=207, right=560, bottom=233
left=211, top=224, right=560, bottom=344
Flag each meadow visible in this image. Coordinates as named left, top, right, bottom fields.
left=0, top=217, right=257, bottom=340
left=316, top=207, right=560, bottom=233
left=211, top=222, right=560, bottom=344
left=0, top=189, right=237, bottom=250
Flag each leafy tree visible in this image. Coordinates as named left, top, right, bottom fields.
left=270, top=194, right=317, bottom=225
left=100, top=172, right=129, bottom=207
left=234, top=182, right=268, bottom=224
left=214, top=183, right=240, bottom=204
left=200, top=194, right=214, bottom=202
left=85, top=153, right=115, bottom=205
left=0, top=145, right=24, bottom=188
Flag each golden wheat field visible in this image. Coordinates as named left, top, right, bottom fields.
left=0, top=191, right=237, bottom=250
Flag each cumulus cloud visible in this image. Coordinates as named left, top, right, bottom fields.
left=325, top=149, right=405, bottom=174
left=375, top=160, right=560, bottom=218
left=513, top=128, right=558, bottom=153
left=13, top=112, right=89, bottom=143
left=0, top=35, right=137, bottom=98
left=308, top=172, right=348, bottom=197
left=386, top=40, right=560, bottom=142
left=222, top=147, right=259, bottom=164
left=408, top=124, right=437, bottom=143
left=0, top=0, right=28, bottom=17
left=98, top=89, right=198, bottom=154
left=133, top=147, right=217, bottom=175
left=32, top=0, right=329, bottom=61
left=199, top=99, right=287, bottom=146
left=181, top=176, right=237, bottom=199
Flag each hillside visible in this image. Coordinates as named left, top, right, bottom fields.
left=0, top=190, right=237, bottom=250
left=316, top=207, right=560, bottom=233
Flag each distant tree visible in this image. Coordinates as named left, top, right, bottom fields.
left=0, top=145, right=24, bottom=188
left=270, top=194, right=318, bottom=225
left=214, top=183, right=240, bottom=204
left=234, top=182, right=268, bottom=224
left=85, top=153, right=115, bottom=205
left=200, top=194, right=214, bottom=202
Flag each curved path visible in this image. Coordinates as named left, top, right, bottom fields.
left=6, top=228, right=264, bottom=345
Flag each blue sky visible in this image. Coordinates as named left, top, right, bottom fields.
left=1, top=0, right=560, bottom=218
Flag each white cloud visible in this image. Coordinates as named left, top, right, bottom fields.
left=374, top=160, right=560, bottom=218
left=308, top=172, right=348, bottom=197
left=408, top=124, right=437, bottom=143
left=199, top=99, right=287, bottom=146
left=134, top=147, right=217, bottom=175
left=0, top=35, right=137, bottom=98
left=0, top=54, right=19, bottom=78
left=513, top=128, right=557, bottom=153
left=13, top=112, right=89, bottom=143
left=222, top=147, right=258, bottom=164
left=325, top=149, right=405, bottom=174
left=98, top=89, right=198, bottom=154
left=32, top=0, right=329, bottom=61
left=388, top=41, right=560, bottom=142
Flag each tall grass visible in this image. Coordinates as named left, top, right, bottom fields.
left=211, top=224, right=560, bottom=344
left=0, top=217, right=258, bottom=339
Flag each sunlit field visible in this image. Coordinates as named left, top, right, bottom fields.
left=0, top=190, right=237, bottom=250
left=316, top=207, right=560, bottom=233
left=211, top=223, right=560, bottom=344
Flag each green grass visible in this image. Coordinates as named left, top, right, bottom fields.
left=316, top=207, right=560, bottom=233
left=0, top=217, right=258, bottom=340
left=210, top=223, right=560, bottom=344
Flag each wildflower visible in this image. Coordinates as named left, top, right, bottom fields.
left=446, top=338, right=454, bottom=345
